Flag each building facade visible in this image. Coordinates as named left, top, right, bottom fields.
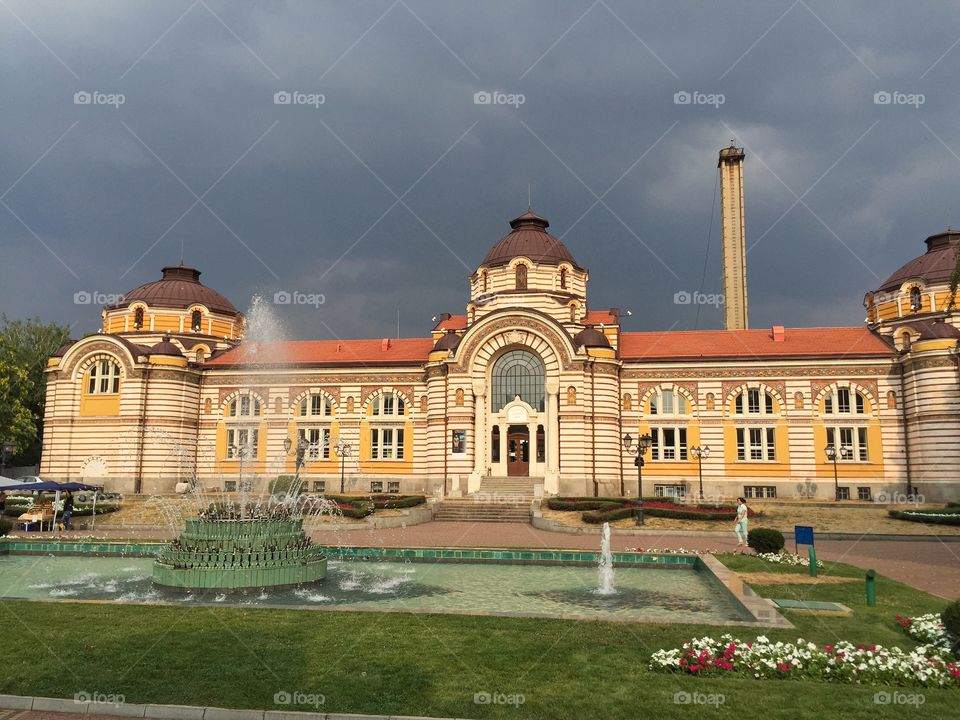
left=41, top=209, right=960, bottom=503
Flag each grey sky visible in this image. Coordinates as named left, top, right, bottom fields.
left=2, top=0, right=959, bottom=340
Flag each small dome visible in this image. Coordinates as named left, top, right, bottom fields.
left=108, top=264, right=240, bottom=316
left=573, top=325, right=610, bottom=349
left=433, top=329, right=462, bottom=352
left=902, top=319, right=960, bottom=340
left=147, top=336, right=184, bottom=357
left=481, top=210, right=581, bottom=269
left=52, top=340, right=76, bottom=357
left=877, top=230, right=960, bottom=293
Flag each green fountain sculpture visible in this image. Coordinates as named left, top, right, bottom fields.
left=152, top=502, right=327, bottom=591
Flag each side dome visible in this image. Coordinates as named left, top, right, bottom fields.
left=108, top=265, right=239, bottom=315
left=433, top=329, right=462, bottom=352
left=481, top=210, right=581, bottom=269
left=147, top=336, right=184, bottom=357
left=876, top=230, right=960, bottom=292
left=573, top=325, right=611, bottom=349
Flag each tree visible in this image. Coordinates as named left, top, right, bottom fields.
left=0, top=315, right=72, bottom=467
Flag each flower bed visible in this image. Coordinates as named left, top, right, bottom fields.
left=756, top=551, right=824, bottom=568
left=650, top=634, right=960, bottom=687
left=549, top=496, right=762, bottom=524
left=896, top=613, right=957, bottom=654
left=889, top=505, right=960, bottom=526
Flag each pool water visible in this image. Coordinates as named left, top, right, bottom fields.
left=0, top=555, right=748, bottom=623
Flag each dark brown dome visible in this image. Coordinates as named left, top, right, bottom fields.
left=877, top=230, right=960, bottom=293
left=52, top=340, right=76, bottom=357
left=108, top=265, right=240, bottom=315
left=481, top=210, right=581, bottom=269
left=433, top=329, right=462, bottom=352
left=573, top=325, right=610, bottom=349
left=147, top=336, right=184, bottom=357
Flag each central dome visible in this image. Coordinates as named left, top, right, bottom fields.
left=108, top=265, right=240, bottom=315
left=481, top=210, right=581, bottom=269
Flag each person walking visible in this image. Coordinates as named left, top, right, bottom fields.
left=734, top=496, right=749, bottom=552
left=60, top=491, right=74, bottom=531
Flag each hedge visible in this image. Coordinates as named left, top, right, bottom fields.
left=583, top=507, right=637, bottom=524
left=370, top=495, right=425, bottom=509
left=889, top=509, right=960, bottom=526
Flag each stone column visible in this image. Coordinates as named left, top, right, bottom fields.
left=499, top=422, right=508, bottom=476
left=545, top=378, right=560, bottom=494
left=469, top=380, right=486, bottom=493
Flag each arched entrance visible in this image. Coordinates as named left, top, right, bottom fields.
left=507, top=425, right=529, bottom=476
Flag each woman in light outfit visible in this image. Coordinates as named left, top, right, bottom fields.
left=734, top=496, right=748, bottom=551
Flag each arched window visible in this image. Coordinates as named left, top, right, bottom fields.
left=492, top=350, right=545, bottom=411
left=481, top=271, right=488, bottom=293
left=649, top=389, right=688, bottom=416
left=569, top=304, right=577, bottom=323
left=823, top=387, right=866, bottom=415
left=369, top=392, right=406, bottom=460
left=300, top=393, right=334, bottom=418
left=515, top=264, right=528, bottom=290
left=910, top=286, right=922, bottom=312
left=622, top=393, right=632, bottom=411
left=86, top=359, right=121, bottom=395
left=228, top=393, right=261, bottom=417
left=191, top=309, right=203, bottom=332
left=133, top=307, right=144, bottom=330
left=195, top=348, right=206, bottom=364
left=734, top=388, right=775, bottom=415
left=559, top=267, right=567, bottom=289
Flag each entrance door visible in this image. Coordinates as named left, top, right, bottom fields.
left=507, top=426, right=529, bottom=476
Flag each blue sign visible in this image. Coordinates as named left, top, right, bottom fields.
left=795, top=525, right=815, bottom=547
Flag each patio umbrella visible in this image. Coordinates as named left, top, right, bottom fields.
left=1, top=480, right=97, bottom=530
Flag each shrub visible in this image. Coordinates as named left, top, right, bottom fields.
left=583, top=507, right=636, bottom=524
left=942, top=601, right=960, bottom=650
left=548, top=498, right=623, bottom=511
left=888, top=509, right=960, bottom=526
left=268, top=475, right=306, bottom=495
left=748, top=527, right=785, bottom=554
left=371, top=495, right=425, bottom=509
left=0, top=516, right=11, bottom=536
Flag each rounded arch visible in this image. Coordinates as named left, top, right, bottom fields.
left=491, top=349, right=546, bottom=412
left=363, top=387, right=413, bottom=416
left=812, top=381, right=877, bottom=418
left=622, top=392, right=633, bottom=411
left=289, top=388, right=338, bottom=418
left=219, top=389, right=266, bottom=420
left=724, top=383, right=785, bottom=417
left=452, top=309, right=574, bottom=375
left=639, top=383, right=698, bottom=417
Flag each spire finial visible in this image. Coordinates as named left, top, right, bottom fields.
left=527, top=183, right=531, bottom=211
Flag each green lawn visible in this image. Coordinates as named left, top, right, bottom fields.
left=0, top=555, right=955, bottom=719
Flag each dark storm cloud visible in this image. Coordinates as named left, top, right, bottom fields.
left=2, top=0, right=959, bottom=339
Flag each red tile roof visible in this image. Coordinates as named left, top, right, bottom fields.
left=434, top=315, right=468, bottom=331
left=584, top=310, right=618, bottom=326
left=620, top=327, right=895, bottom=362
left=206, top=338, right=435, bottom=368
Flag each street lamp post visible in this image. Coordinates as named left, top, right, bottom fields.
left=0, top=441, right=15, bottom=475
left=229, top=444, right=250, bottom=493
left=622, top=432, right=653, bottom=525
left=690, top=445, right=710, bottom=499
left=335, top=440, right=352, bottom=494
left=825, top=444, right=852, bottom=501
left=282, top=435, right=311, bottom=496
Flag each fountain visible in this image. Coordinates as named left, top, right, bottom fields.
left=596, top=521, right=615, bottom=595
left=152, top=295, right=330, bottom=591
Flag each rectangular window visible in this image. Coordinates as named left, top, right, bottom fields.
left=312, top=481, right=326, bottom=493
left=652, top=427, right=687, bottom=461
left=837, top=388, right=851, bottom=413
left=858, top=427, right=868, bottom=461
left=370, top=427, right=404, bottom=460
left=749, top=428, right=763, bottom=460
left=311, top=395, right=323, bottom=416
left=382, top=395, right=394, bottom=415
left=827, top=426, right=868, bottom=461
left=738, top=427, right=774, bottom=461
left=836, top=486, right=850, bottom=500
left=855, top=393, right=865, bottom=414
left=748, top=389, right=760, bottom=414
left=744, top=485, right=777, bottom=499
left=370, top=481, right=383, bottom=493
left=240, top=396, right=250, bottom=416
left=387, top=481, right=400, bottom=494
left=654, top=484, right=686, bottom=498
left=226, top=429, right=256, bottom=458
left=224, top=480, right=237, bottom=492
left=735, top=394, right=743, bottom=414
left=857, top=486, right=872, bottom=501
left=299, top=428, right=330, bottom=459
left=766, top=427, right=776, bottom=460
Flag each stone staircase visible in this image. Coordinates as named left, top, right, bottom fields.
left=433, top=477, right=538, bottom=523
